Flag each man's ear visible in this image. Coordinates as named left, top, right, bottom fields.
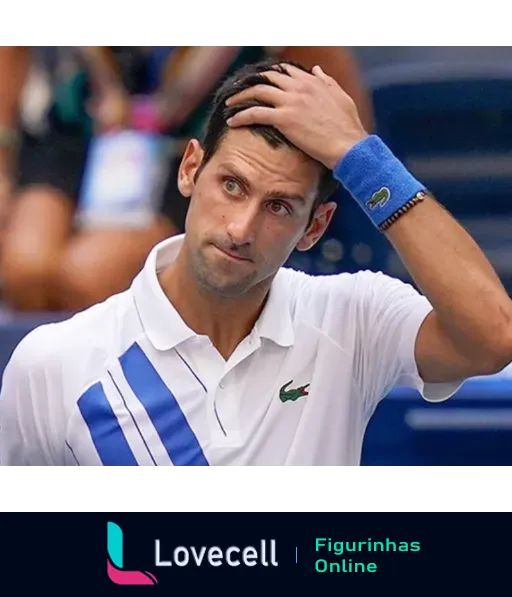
left=296, top=202, right=337, bottom=252
left=177, top=139, right=205, bottom=198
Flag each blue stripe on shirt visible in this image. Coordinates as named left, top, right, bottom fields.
left=78, top=382, right=138, bottom=466
left=119, top=343, right=209, bottom=466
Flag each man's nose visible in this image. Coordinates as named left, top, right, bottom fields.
left=225, top=201, right=260, bottom=246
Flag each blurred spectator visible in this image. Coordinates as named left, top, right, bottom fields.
left=0, top=46, right=373, bottom=313
left=0, top=48, right=29, bottom=250
left=0, top=47, right=178, bottom=312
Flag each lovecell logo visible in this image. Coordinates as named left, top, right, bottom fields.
left=107, top=522, right=158, bottom=585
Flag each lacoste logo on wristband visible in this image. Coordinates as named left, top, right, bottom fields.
left=367, top=187, right=391, bottom=210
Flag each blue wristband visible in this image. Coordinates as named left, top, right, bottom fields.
left=333, top=135, right=426, bottom=229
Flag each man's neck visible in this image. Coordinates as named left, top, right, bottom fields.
left=158, top=256, right=270, bottom=362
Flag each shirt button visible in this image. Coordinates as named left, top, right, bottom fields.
left=219, top=381, right=225, bottom=389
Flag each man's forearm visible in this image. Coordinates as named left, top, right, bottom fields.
left=385, top=195, right=512, bottom=364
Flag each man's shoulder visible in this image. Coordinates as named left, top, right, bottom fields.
left=8, top=291, right=135, bottom=379
left=277, top=266, right=403, bottom=301
left=277, top=266, right=426, bottom=333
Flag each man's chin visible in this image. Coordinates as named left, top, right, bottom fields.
left=204, top=274, right=261, bottom=300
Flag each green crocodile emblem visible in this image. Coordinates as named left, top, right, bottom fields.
left=367, top=187, right=391, bottom=210
left=279, top=380, right=310, bottom=403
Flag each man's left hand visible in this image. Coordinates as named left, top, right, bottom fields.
left=225, top=64, right=368, bottom=170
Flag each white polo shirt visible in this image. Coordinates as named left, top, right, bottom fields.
left=0, top=235, right=462, bottom=466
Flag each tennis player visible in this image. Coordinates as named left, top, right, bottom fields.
left=1, top=60, right=511, bottom=466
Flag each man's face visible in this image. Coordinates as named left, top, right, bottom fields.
left=177, top=128, right=336, bottom=299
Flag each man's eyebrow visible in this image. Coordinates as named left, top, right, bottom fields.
left=219, top=163, right=307, bottom=204
left=263, top=190, right=307, bottom=204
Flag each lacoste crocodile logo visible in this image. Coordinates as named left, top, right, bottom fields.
left=279, top=380, right=310, bottom=403
left=367, top=187, right=391, bottom=210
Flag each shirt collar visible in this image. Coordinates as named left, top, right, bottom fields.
left=253, top=268, right=295, bottom=348
left=131, top=234, right=295, bottom=351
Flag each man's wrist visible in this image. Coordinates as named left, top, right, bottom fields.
left=332, top=135, right=427, bottom=230
left=326, top=133, right=369, bottom=171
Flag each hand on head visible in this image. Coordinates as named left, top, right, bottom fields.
left=225, top=62, right=368, bottom=170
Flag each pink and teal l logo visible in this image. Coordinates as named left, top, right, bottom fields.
left=107, top=522, right=158, bottom=585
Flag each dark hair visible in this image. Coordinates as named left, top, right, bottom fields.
left=199, top=59, right=340, bottom=216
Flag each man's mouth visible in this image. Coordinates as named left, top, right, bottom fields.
left=214, top=245, right=253, bottom=263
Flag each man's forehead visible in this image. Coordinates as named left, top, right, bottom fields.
left=213, top=129, right=322, bottom=190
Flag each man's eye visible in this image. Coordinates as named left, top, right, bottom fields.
left=223, top=178, right=242, bottom=195
left=268, top=201, right=290, bottom=216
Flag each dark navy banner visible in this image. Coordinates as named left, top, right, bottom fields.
left=2, top=513, right=508, bottom=594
